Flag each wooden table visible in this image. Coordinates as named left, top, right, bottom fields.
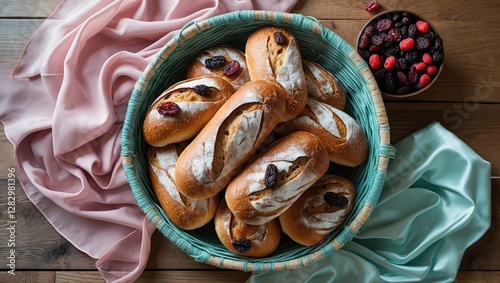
left=0, top=0, right=499, bottom=282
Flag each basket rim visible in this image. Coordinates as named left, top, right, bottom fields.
left=121, top=9, right=393, bottom=272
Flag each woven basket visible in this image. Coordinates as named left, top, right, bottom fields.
left=121, top=10, right=393, bottom=272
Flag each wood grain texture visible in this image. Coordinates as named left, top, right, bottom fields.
left=0, top=0, right=499, bottom=282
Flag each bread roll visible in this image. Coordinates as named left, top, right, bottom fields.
left=143, top=76, right=235, bottom=147
left=279, top=175, right=356, bottom=246
left=225, top=131, right=330, bottom=225
left=303, top=60, right=346, bottom=110
left=187, top=45, right=250, bottom=90
left=246, top=26, right=307, bottom=121
left=274, top=98, right=368, bottom=167
left=148, top=144, right=218, bottom=230
left=174, top=80, right=287, bottom=200
left=215, top=199, right=281, bottom=257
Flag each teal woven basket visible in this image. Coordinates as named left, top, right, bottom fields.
left=121, top=10, right=393, bottom=272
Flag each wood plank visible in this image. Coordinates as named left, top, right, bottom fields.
left=0, top=19, right=43, bottom=66
left=0, top=271, right=55, bottom=282
left=0, top=0, right=59, bottom=18
left=1, top=18, right=499, bottom=103
left=385, top=103, right=500, bottom=176
left=455, top=271, right=500, bottom=283
left=460, top=177, right=500, bottom=271
left=0, top=176, right=498, bottom=271
left=293, top=0, right=500, bottom=22
left=55, top=270, right=250, bottom=283
left=2, top=0, right=500, bottom=22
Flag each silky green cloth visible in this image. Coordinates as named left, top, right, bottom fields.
left=248, top=122, right=491, bottom=283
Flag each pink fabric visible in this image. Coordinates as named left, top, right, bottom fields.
left=0, top=1, right=297, bottom=282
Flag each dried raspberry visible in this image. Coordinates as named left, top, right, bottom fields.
left=384, top=56, right=396, bottom=70
left=416, top=20, right=430, bottom=33
left=399, top=38, right=415, bottom=51
left=419, top=74, right=432, bottom=85
left=414, top=62, right=427, bottom=71
left=422, top=53, right=433, bottom=65
left=427, top=64, right=438, bottom=75
left=223, top=60, right=241, bottom=76
left=369, top=54, right=381, bottom=70
left=157, top=101, right=181, bottom=116
left=364, top=0, right=379, bottom=13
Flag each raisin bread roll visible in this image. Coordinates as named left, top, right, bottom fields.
left=225, top=131, right=330, bottom=226
left=174, top=80, right=287, bottom=200
left=187, top=45, right=250, bottom=90
left=303, top=60, right=346, bottom=110
left=274, top=98, right=368, bottom=167
left=148, top=144, right=218, bottom=230
left=246, top=26, right=307, bottom=121
left=279, top=175, right=356, bottom=246
left=143, top=76, right=235, bottom=147
left=215, top=199, right=281, bottom=257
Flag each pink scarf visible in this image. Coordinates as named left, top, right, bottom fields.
left=0, top=1, right=297, bottom=282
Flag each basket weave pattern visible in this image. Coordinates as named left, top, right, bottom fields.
left=121, top=10, right=393, bottom=272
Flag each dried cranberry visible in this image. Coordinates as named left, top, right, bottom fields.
left=232, top=238, right=252, bottom=253
left=408, top=66, right=419, bottom=85
left=416, top=36, right=430, bottom=51
left=371, top=35, right=384, bottom=46
left=388, top=29, right=402, bottom=42
left=376, top=19, right=393, bottom=32
left=364, top=0, right=380, bottom=13
left=364, top=25, right=376, bottom=36
left=408, top=24, right=418, bottom=38
left=396, top=86, right=411, bottom=95
left=369, top=45, right=379, bottom=53
left=401, top=17, right=411, bottom=26
left=324, top=192, right=349, bottom=208
left=223, top=60, right=241, bottom=76
left=205, top=56, right=225, bottom=68
left=274, top=31, right=287, bottom=45
left=359, top=33, right=370, bottom=49
left=264, top=164, right=278, bottom=188
left=193, top=84, right=212, bottom=97
left=157, top=101, right=181, bottom=116
left=396, top=71, right=409, bottom=85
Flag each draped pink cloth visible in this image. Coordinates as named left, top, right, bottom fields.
left=0, top=1, right=297, bottom=282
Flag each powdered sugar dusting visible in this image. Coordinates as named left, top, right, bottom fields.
left=304, top=61, right=334, bottom=100
left=307, top=99, right=360, bottom=140
left=300, top=192, right=354, bottom=234
left=151, top=146, right=208, bottom=211
left=190, top=90, right=264, bottom=183
left=276, top=42, right=305, bottom=98
left=149, top=101, right=215, bottom=120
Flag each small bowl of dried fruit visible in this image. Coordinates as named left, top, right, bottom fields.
left=357, top=10, right=444, bottom=97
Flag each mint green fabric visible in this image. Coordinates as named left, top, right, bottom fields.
left=247, top=122, right=491, bottom=283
